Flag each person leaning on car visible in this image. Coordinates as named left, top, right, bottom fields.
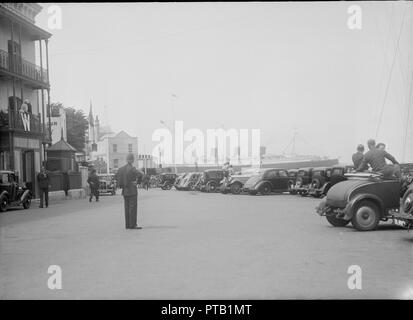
left=356, top=139, right=400, bottom=179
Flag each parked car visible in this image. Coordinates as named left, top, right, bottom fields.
left=158, top=173, right=177, bottom=190
left=0, top=171, right=32, bottom=212
left=287, top=169, right=298, bottom=194
left=220, top=171, right=255, bottom=195
left=243, top=168, right=291, bottom=195
left=174, top=173, right=188, bottom=190
left=97, top=174, right=116, bottom=195
left=177, top=172, right=201, bottom=191
left=309, top=165, right=354, bottom=198
left=198, top=169, right=225, bottom=192
left=308, top=167, right=332, bottom=198
left=292, top=167, right=313, bottom=196
left=316, top=171, right=413, bottom=231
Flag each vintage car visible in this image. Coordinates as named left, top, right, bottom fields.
left=97, top=174, right=116, bottom=195
left=292, top=167, right=313, bottom=196
left=177, top=172, right=201, bottom=191
left=287, top=169, right=298, bottom=194
left=243, top=168, right=290, bottom=195
left=158, top=173, right=177, bottom=190
left=0, top=170, right=32, bottom=212
left=309, top=165, right=354, bottom=198
left=316, top=171, right=413, bottom=231
left=174, top=173, right=188, bottom=190
left=198, top=169, right=225, bottom=192
left=308, top=167, right=333, bottom=198
left=220, top=171, right=255, bottom=195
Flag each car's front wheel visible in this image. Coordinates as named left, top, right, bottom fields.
left=206, top=182, right=217, bottom=193
left=326, top=215, right=350, bottom=227
left=0, top=196, right=8, bottom=212
left=22, top=198, right=31, bottom=209
left=230, top=183, right=242, bottom=195
left=259, top=184, right=271, bottom=195
left=351, top=200, right=381, bottom=231
left=402, top=189, right=413, bottom=215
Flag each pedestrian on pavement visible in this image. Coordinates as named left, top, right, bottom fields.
left=116, top=153, right=143, bottom=229
left=87, top=169, right=100, bottom=202
left=37, top=166, right=50, bottom=208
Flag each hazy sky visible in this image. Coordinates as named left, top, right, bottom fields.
left=35, top=2, right=413, bottom=163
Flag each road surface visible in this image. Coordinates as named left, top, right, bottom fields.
left=1, top=189, right=412, bottom=299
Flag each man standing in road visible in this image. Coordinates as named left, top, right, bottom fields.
left=87, top=169, right=100, bottom=202
left=356, top=139, right=400, bottom=178
left=37, top=166, right=50, bottom=208
left=116, top=153, right=143, bottom=229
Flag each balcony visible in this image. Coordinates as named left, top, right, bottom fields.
left=0, top=109, right=51, bottom=141
left=0, top=49, right=48, bottom=87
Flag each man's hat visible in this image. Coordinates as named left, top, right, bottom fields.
left=126, top=153, right=134, bottom=161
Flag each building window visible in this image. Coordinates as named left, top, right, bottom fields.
left=128, top=144, right=132, bottom=153
left=113, top=144, right=117, bottom=153
left=114, top=159, right=119, bottom=168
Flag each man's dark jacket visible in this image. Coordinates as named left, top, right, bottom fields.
left=116, top=164, right=143, bottom=196
left=37, top=172, right=50, bottom=189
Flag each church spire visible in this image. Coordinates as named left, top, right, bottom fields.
left=89, top=99, right=94, bottom=125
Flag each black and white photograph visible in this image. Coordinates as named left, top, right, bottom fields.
left=0, top=1, right=413, bottom=305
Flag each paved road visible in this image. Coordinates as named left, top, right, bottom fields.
left=1, top=189, right=412, bottom=299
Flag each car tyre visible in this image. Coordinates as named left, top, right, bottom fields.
left=0, top=196, right=7, bottom=212
left=351, top=200, right=381, bottom=231
left=402, top=189, right=413, bottom=215
left=230, top=183, right=242, bottom=195
left=206, top=182, right=217, bottom=193
left=326, top=215, right=350, bottom=227
left=259, top=184, right=271, bottom=195
left=22, top=198, right=31, bottom=209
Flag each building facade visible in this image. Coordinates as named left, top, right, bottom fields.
left=94, top=130, right=139, bottom=174
left=50, top=103, right=67, bottom=144
left=0, top=3, right=52, bottom=193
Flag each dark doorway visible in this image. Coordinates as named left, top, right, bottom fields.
left=22, top=150, right=35, bottom=193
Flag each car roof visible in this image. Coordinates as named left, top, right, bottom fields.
left=298, top=167, right=313, bottom=171
left=0, top=170, right=14, bottom=174
left=312, top=167, right=330, bottom=171
left=205, top=169, right=223, bottom=173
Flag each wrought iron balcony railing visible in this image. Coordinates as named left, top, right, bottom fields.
left=0, top=49, right=48, bottom=85
left=0, top=109, right=51, bottom=141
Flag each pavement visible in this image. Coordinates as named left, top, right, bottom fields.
left=1, top=188, right=413, bottom=299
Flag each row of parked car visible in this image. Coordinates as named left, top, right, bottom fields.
left=156, top=165, right=355, bottom=198
left=155, top=164, right=413, bottom=232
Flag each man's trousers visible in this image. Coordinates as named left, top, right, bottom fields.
left=123, top=195, right=137, bottom=228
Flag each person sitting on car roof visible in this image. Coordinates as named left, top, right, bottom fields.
left=376, top=142, right=386, bottom=150
left=356, top=139, right=400, bottom=179
left=352, top=144, right=365, bottom=169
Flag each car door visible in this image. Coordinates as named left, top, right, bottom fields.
left=265, top=170, right=278, bottom=190
left=277, top=170, right=290, bottom=191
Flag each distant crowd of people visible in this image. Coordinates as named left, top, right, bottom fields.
left=352, top=139, right=400, bottom=179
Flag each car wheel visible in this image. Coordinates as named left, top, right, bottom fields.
left=402, top=189, right=413, bottom=215
left=326, top=215, right=350, bottom=227
left=0, top=197, right=8, bottom=212
left=23, top=198, right=31, bottom=209
left=230, top=183, right=242, bottom=195
left=259, top=184, right=271, bottom=195
left=206, top=182, right=217, bottom=193
left=351, top=200, right=381, bottom=231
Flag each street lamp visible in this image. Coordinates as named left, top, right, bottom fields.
left=160, top=120, right=177, bottom=174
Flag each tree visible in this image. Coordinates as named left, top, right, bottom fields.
left=55, top=104, right=88, bottom=152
